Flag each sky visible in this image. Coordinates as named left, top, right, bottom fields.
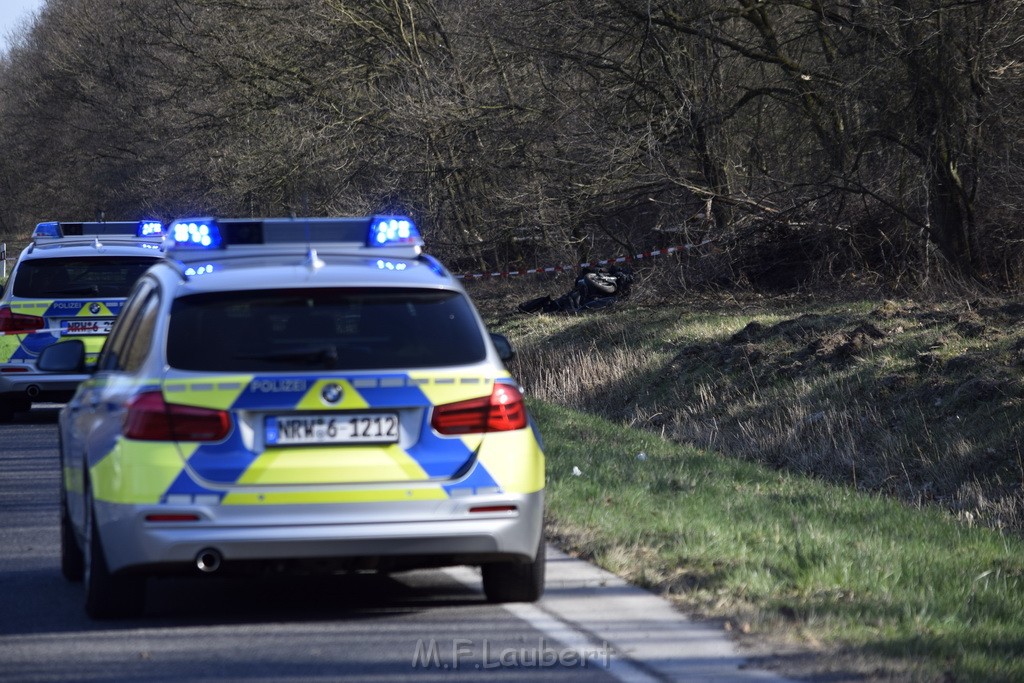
left=0, top=0, right=45, bottom=54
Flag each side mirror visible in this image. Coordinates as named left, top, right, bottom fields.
left=490, top=333, right=515, bottom=362
left=37, top=340, right=88, bottom=374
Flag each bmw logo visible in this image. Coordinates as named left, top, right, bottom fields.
left=89, top=302, right=101, bottom=314
left=321, top=383, right=343, bottom=405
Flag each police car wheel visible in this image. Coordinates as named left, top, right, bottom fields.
left=0, top=396, right=21, bottom=422
left=83, top=483, right=145, bottom=619
left=59, top=483, right=84, bottom=582
left=3, top=394, right=30, bottom=420
left=481, top=535, right=546, bottom=603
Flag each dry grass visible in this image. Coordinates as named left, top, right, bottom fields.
left=473, top=279, right=1024, bottom=533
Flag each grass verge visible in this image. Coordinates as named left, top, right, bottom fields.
left=535, top=399, right=1024, bottom=681
left=481, top=290, right=1024, bottom=532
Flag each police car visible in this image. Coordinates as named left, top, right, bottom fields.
left=0, top=221, right=164, bottom=420
left=43, top=216, right=546, bottom=618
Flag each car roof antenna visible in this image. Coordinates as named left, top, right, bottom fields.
left=291, top=205, right=322, bottom=271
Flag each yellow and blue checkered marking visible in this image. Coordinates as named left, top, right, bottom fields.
left=87, top=372, right=544, bottom=506
left=0, top=299, right=125, bottom=363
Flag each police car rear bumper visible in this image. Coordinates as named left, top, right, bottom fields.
left=95, top=491, right=545, bottom=575
left=0, top=369, right=88, bottom=402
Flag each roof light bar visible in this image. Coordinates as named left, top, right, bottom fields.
left=165, top=215, right=423, bottom=253
left=32, top=220, right=166, bottom=241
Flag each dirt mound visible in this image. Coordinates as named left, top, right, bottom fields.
left=725, top=315, right=887, bottom=367
left=658, top=301, right=1024, bottom=531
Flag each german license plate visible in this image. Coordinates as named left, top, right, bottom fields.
left=61, top=319, right=114, bottom=336
left=265, top=413, right=400, bottom=446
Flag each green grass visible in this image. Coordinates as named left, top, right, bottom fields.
left=470, top=284, right=1024, bottom=679
left=535, top=400, right=1024, bottom=681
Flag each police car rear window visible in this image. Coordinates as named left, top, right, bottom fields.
left=12, top=257, right=160, bottom=298
left=166, top=288, right=488, bottom=371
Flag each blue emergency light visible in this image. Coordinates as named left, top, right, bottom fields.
left=184, top=264, right=216, bottom=276
left=169, top=219, right=223, bottom=249
left=369, top=216, right=421, bottom=247
left=32, top=222, right=62, bottom=239
left=376, top=259, right=408, bottom=271
left=137, top=220, right=164, bottom=237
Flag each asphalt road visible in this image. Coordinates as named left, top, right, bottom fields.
left=0, top=407, right=788, bottom=683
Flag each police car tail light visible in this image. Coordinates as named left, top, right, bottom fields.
left=0, top=307, right=45, bottom=335
left=124, top=391, right=231, bottom=442
left=431, top=384, right=527, bottom=435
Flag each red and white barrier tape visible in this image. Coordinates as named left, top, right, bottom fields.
left=455, top=240, right=711, bottom=280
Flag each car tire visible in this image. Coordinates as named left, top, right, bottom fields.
left=60, top=481, right=84, bottom=582
left=584, top=272, right=618, bottom=295
left=83, top=483, right=145, bottom=619
left=2, top=394, right=31, bottom=421
left=0, top=395, right=23, bottom=423
left=481, top=534, right=546, bottom=603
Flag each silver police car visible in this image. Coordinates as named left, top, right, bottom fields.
left=0, top=221, right=163, bottom=419
left=43, top=216, right=545, bottom=618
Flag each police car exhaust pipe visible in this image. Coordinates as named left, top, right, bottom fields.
left=25, top=385, right=40, bottom=398
left=195, top=548, right=222, bottom=573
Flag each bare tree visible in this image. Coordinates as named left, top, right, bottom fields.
left=1, top=0, right=1022, bottom=286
